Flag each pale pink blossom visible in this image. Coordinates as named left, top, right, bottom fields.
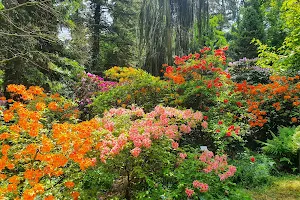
left=179, top=153, right=187, bottom=159
left=130, top=147, right=141, bottom=157
left=172, top=141, right=179, bottom=149
left=185, top=188, right=194, bottom=198
left=201, top=121, right=208, bottom=129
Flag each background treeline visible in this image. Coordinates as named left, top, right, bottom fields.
left=0, top=0, right=299, bottom=92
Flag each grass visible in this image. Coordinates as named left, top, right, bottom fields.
left=245, top=175, right=300, bottom=200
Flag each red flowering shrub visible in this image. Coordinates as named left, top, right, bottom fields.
left=162, top=47, right=249, bottom=152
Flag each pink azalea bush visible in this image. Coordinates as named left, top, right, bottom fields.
left=176, top=150, right=236, bottom=199
left=76, top=105, right=237, bottom=199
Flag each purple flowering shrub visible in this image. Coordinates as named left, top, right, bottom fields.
left=228, top=58, right=272, bottom=85
left=75, top=72, right=117, bottom=118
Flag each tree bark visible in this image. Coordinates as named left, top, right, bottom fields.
left=91, top=2, right=101, bottom=71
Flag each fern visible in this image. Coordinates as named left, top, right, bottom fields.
left=261, top=126, right=299, bottom=169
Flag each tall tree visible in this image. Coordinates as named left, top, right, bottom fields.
left=0, top=0, right=61, bottom=87
left=100, top=0, right=140, bottom=69
left=231, top=0, right=265, bottom=59
left=90, top=0, right=104, bottom=72
left=139, top=0, right=213, bottom=76
left=261, top=0, right=285, bottom=48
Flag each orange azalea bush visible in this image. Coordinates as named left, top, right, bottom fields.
left=0, top=84, right=213, bottom=199
left=235, top=75, right=300, bottom=142
left=0, top=85, right=98, bottom=199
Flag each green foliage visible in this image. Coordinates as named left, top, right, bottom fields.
left=262, top=126, right=299, bottom=171
left=92, top=67, right=172, bottom=115
left=100, top=0, right=140, bottom=70
left=231, top=151, right=276, bottom=188
left=230, top=0, right=265, bottom=59
left=261, top=0, right=286, bottom=48
left=0, top=1, right=85, bottom=91
left=0, top=2, right=4, bottom=10
left=293, top=126, right=300, bottom=147
left=206, top=15, right=228, bottom=49
left=254, top=0, right=300, bottom=73
left=0, top=69, right=4, bottom=92
left=79, top=165, right=116, bottom=199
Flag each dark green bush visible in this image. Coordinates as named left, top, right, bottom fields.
left=231, top=151, right=276, bottom=188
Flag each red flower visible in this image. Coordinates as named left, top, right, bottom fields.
left=203, top=116, right=208, bottom=121
left=166, top=66, right=173, bottom=74
left=236, top=102, right=242, bottom=107
left=216, top=129, right=221, bottom=133
left=224, top=99, right=229, bottom=104
left=250, top=156, right=256, bottom=163
left=226, top=132, right=232, bottom=137
left=218, top=121, right=223, bottom=125
left=228, top=125, right=235, bottom=131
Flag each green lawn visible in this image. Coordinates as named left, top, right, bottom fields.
left=245, top=175, right=300, bottom=200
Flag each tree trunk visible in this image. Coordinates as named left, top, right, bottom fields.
left=91, top=2, right=101, bottom=71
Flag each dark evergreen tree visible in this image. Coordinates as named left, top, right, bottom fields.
left=231, top=0, right=265, bottom=59
left=100, top=0, right=140, bottom=70
left=0, top=0, right=85, bottom=92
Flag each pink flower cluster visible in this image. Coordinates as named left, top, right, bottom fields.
left=182, top=151, right=236, bottom=198
left=179, top=153, right=187, bottom=159
left=193, top=180, right=209, bottom=193
left=199, top=151, right=236, bottom=181
left=95, top=105, right=204, bottom=163
left=218, top=165, right=237, bottom=181
left=86, top=72, right=117, bottom=92
left=185, top=188, right=194, bottom=198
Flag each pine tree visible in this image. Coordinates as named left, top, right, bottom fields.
left=232, top=0, right=265, bottom=59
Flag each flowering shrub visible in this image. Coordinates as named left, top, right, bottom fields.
left=163, top=47, right=249, bottom=152
left=1, top=84, right=237, bottom=199
left=136, top=149, right=238, bottom=199
left=0, top=85, right=97, bottom=199
left=74, top=72, right=117, bottom=119
left=228, top=57, right=271, bottom=84
left=179, top=150, right=237, bottom=199
left=93, top=67, right=172, bottom=114
left=235, top=75, right=300, bottom=144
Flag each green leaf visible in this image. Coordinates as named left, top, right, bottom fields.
left=0, top=2, right=4, bottom=10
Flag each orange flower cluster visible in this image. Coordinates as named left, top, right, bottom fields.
left=236, top=75, right=300, bottom=127
left=164, top=72, right=186, bottom=84
left=0, top=85, right=98, bottom=199
left=6, top=84, right=44, bottom=101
